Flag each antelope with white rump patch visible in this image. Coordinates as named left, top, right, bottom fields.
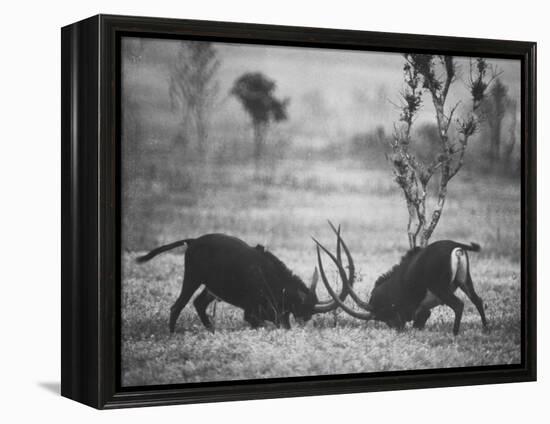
left=314, top=223, right=488, bottom=335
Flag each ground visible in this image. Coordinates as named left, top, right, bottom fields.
left=121, top=158, right=521, bottom=386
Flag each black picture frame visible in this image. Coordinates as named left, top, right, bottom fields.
left=61, top=14, right=537, bottom=409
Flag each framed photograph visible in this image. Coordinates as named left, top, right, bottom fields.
left=61, top=14, right=536, bottom=409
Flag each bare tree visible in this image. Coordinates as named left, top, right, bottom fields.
left=503, top=97, right=518, bottom=168
left=231, top=72, right=289, bottom=172
left=389, top=55, right=498, bottom=248
left=481, top=78, right=508, bottom=161
left=481, top=78, right=518, bottom=170
left=169, top=41, right=220, bottom=159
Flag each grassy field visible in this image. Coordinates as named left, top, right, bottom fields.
left=121, top=157, right=521, bottom=386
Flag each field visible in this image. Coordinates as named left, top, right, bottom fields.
left=121, top=157, right=521, bottom=386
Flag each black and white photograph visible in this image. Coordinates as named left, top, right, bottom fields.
left=120, top=36, right=522, bottom=387
left=1, top=0, right=546, bottom=418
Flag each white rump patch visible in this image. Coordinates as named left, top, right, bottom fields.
left=418, top=248, right=469, bottom=310
left=450, top=247, right=467, bottom=288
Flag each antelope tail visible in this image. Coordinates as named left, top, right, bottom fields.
left=455, top=241, right=481, bottom=253
left=136, top=239, right=194, bottom=263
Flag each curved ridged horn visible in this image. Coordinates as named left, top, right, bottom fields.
left=325, top=221, right=370, bottom=311
left=314, top=223, right=342, bottom=305
left=314, top=244, right=373, bottom=320
left=309, top=222, right=356, bottom=314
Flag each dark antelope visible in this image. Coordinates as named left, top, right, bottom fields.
left=136, top=230, right=351, bottom=333
left=314, top=225, right=488, bottom=335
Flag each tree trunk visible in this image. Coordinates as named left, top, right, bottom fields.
left=406, top=203, right=417, bottom=249
left=420, top=159, right=451, bottom=247
left=490, top=119, right=501, bottom=162
left=503, top=102, right=518, bottom=170
left=253, top=122, right=266, bottom=175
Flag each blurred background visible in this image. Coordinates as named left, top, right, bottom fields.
left=120, top=35, right=522, bottom=387
left=121, top=37, right=520, bottom=260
